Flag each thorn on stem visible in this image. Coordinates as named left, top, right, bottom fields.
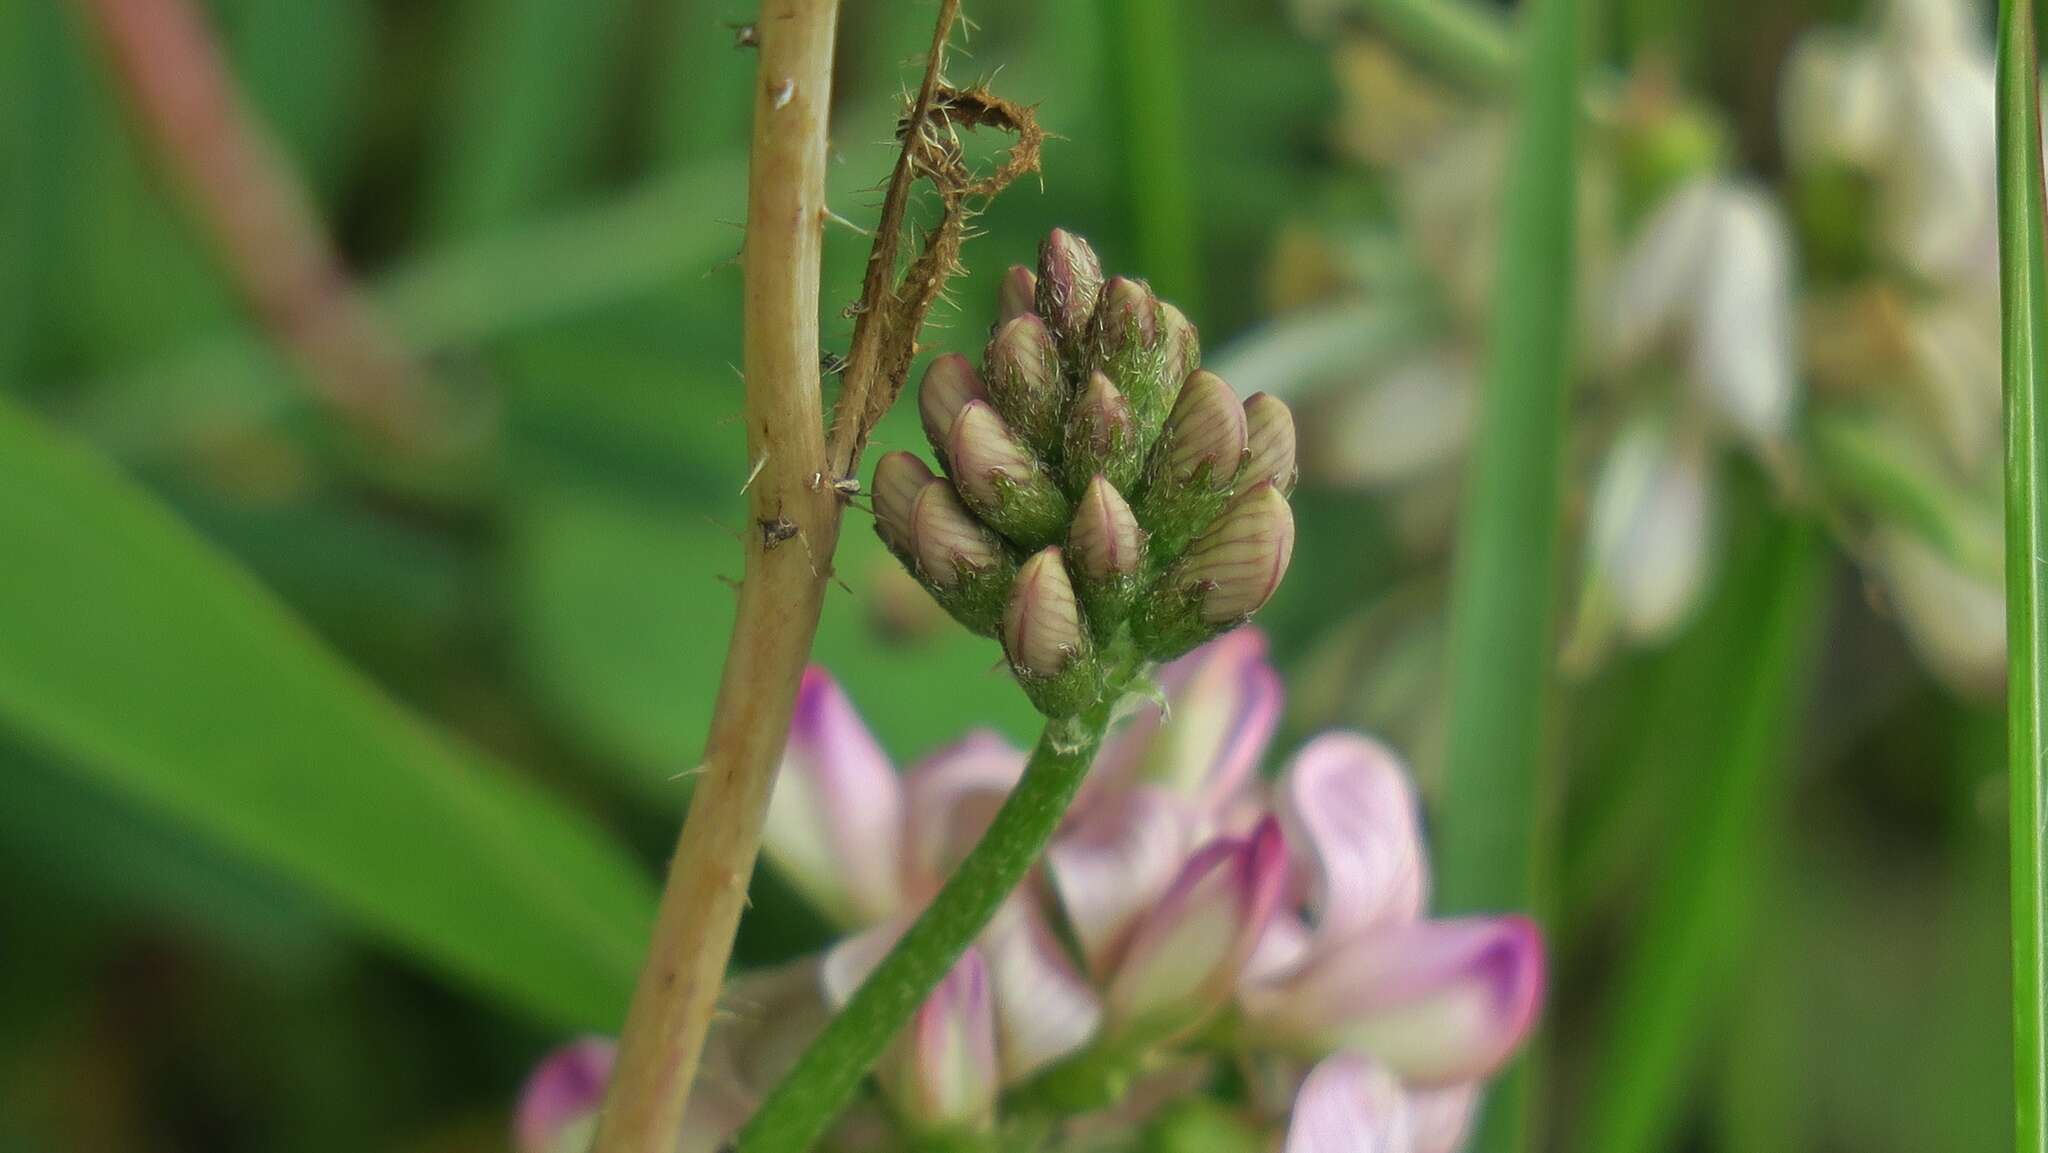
left=771, top=78, right=795, bottom=109
left=730, top=22, right=758, bottom=49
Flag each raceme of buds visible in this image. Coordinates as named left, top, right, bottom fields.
left=871, top=229, right=1298, bottom=714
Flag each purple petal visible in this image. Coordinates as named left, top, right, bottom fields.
left=1283, top=1054, right=1413, bottom=1153
left=1409, top=1083, right=1481, bottom=1153
left=982, top=897, right=1103, bottom=1082
left=514, top=1037, right=615, bottom=1153
left=877, top=948, right=1000, bottom=1131
left=821, top=919, right=907, bottom=1009
left=1089, top=630, right=1282, bottom=814
left=762, top=667, right=906, bottom=926
left=1105, top=817, right=1291, bottom=1037
left=1242, top=916, right=1547, bottom=1086
left=901, top=730, right=1028, bottom=902
left=1046, top=785, right=1196, bottom=976
left=1275, top=733, right=1428, bottom=950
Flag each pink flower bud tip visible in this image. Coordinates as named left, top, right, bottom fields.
left=1069, top=476, right=1143, bottom=581
left=1242, top=392, right=1299, bottom=495
left=998, top=265, right=1038, bottom=323
left=911, top=482, right=1003, bottom=589
left=948, top=400, right=1041, bottom=511
left=1183, top=482, right=1295, bottom=623
left=1003, top=547, right=1088, bottom=678
left=515, top=1037, right=615, bottom=1153
left=1162, top=369, right=1249, bottom=489
left=873, top=451, right=938, bottom=555
left=1036, top=229, right=1105, bottom=341
left=919, top=353, right=990, bottom=458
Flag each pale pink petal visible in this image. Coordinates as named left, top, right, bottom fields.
left=1106, top=818, right=1291, bottom=1038
left=1243, top=916, right=1547, bottom=1086
left=877, top=949, right=1000, bottom=1132
left=1275, top=733, right=1428, bottom=949
left=762, top=667, right=905, bottom=926
left=514, top=1037, right=615, bottom=1153
left=821, top=920, right=908, bottom=1009
left=1242, top=910, right=1314, bottom=988
left=901, top=731, right=1029, bottom=902
left=1409, top=1083, right=1481, bottom=1153
left=1046, top=785, right=1196, bottom=977
left=1283, top=1054, right=1413, bottom=1153
left=982, top=897, right=1103, bottom=1083
left=1089, top=630, right=1282, bottom=814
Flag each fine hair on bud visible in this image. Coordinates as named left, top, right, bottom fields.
left=984, top=313, right=1067, bottom=454
left=1036, top=229, right=1104, bottom=352
left=1134, top=481, right=1296, bottom=659
left=1063, top=371, right=1142, bottom=496
left=919, top=354, right=990, bottom=464
left=872, top=451, right=937, bottom=557
left=1159, top=300, right=1201, bottom=386
left=1241, top=393, right=1299, bottom=495
left=948, top=400, right=1072, bottom=551
left=1002, top=548, right=1101, bottom=717
left=998, top=266, right=1038, bottom=324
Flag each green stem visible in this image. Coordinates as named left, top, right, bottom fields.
left=1105, top=0, right=1199, bottom=311
left=1997, top=0, right=2048, bottom=1148
left=735, top=682, right=1131, bottom=1153
left=1580, top=493, right=1825, bottom=1153
left=1435, top=0, right=1579, bottom=1147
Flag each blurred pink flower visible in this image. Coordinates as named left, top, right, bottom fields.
left=518, top=630, right=1544, bottom=1151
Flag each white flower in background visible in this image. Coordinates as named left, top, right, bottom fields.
left=1566, top=418, right=1716, bottom=666
left=1874, top=526, right=2006, bottom=699
left=1603, top=177, right=1799, bottom=449
left=1782, top=0, right=1996, bottom=287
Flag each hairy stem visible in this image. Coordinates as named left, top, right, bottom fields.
left=736, top=675, right=1134, bottom=1153
left=589, top=4, right=842, bottom=1150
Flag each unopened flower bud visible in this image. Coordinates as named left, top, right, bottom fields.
left=873, top=451, right=938, bottom=559
left=1003, top=548, right=1101, bottom=717
left=984, top=313, right=1067, bottom=454
left=948, top=400, right=1071, bottom=551
left=1090, top=277, right=1182, bottom=442
left=998, top=265, right=1038, bottom=324
left=1068, top=476, right=1146, bottom=641
left=1137, top=483, right=1295, bottom=659
left=919, top=354, right=990, bottom=466
left=1036, top=228, right=1105, bottom=354
left=911, top=482, right=1015, bottom=636
left=1159, top=300, right=1201, bottom=385
left=1062, top=371, right=1143, bottom=495
left=1141, top=369, right=1249, bottom=563
left=1240, top=392, right=1298, bottom=496
left=1105, top=818, right=1289, bottom=1041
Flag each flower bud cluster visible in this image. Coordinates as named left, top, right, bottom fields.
left=874, top=230, right=1298, bottom=716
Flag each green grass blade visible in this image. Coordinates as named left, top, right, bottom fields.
left=1347, top=0, right=1515, bottom=90
left=1104, top=0, right=1199, bottom=310
left=1435, top=0, right=1581, bottom=1145
left=0, top=395, right=656, bottom=1029
left=1580, top=489, right=1826, bottom=1153
left=1998, top=0, right=2048, bottom=1147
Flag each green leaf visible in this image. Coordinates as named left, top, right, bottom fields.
left=0, top=395, right=654, bottom=1030
left=1997, top=0, right=2048, bottom=1147
left=1436, top=0, right=1581, bottom=1147
left=1580, top=480, right=1826, bottom=1153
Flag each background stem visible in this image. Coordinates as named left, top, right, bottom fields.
left=736, top=689, right=1126, bottom=1153
left=1996, top=0, right=2048, bottom=1148
left=589, top=4, right=842, bottom=1150
left=1435, top=0, right=1581, bottom=1148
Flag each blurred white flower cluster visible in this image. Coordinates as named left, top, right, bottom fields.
left=1243, top=0, right=2007, bottom=743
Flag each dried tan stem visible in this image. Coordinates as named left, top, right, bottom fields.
left=588, top=4, right=842, bottom=1152
left=72, top=0, right=432, bottom=451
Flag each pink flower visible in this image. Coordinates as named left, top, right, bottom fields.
left=516, top=630, right=1545, bottom=1151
